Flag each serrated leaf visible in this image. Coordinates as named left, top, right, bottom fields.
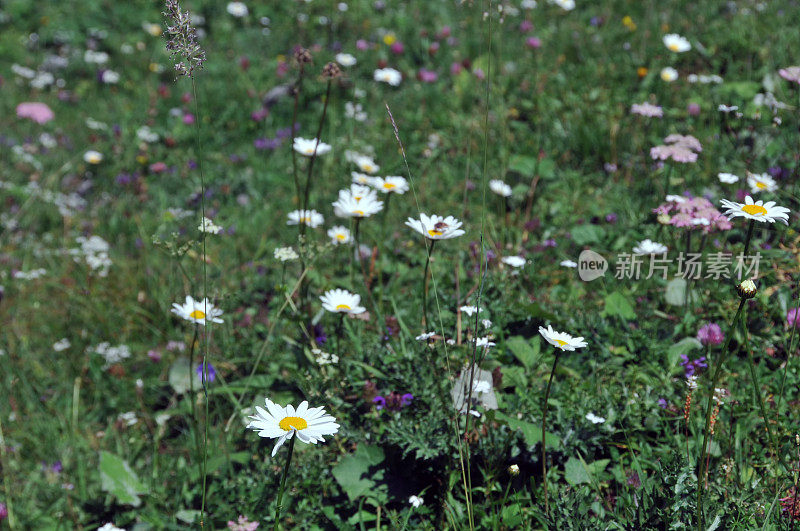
left=602, top=291, right=636, bottom=320
left=99, top=451, right=146, bottom=507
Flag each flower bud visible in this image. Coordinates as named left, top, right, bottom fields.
left=737, top=279, right=757, bottom=299
left=508, top=464, right=520, bottom=476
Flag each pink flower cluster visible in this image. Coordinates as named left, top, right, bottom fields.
left=779, top=66, right=800, bottom=84
left=650, top=134, right=702, bottom=163
left=653, top=195, right=732, bottom=233
left=631, top=102, right=663, bottom=118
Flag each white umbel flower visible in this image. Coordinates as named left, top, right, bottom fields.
left=501, top=256, right=526, bottom=268
left=718, top=172, right=739, bottom=184
left=663, top=34, right=691, bottom=53
left=327, top=225, right=352, bottom=245
left=405, top=213, right=465, bottom=240
left=198, top=217, right=223, bottom=234
left=171, top=295, right=224, bottom=325
left=746, top=172, right=777, bottom=193
left=374, top=68, right=402, bottom=86
left=489, top=179, right=512, bottom=197
left=335, top=53, right=357, bottom=67
left=287, top=209, right=325, bottom=228
left=719, top=196, right=790, bottom=224
left=371, top=176, right=409, bottom=194
left=293, top=137, right=332, bottom=157
left=632, top=239, right=668, bottom=254
left=247, top=398, right=340, bottom=457
left=538, top=325, right=587, bottom=351
left=320, top=288, right=366, bottom=314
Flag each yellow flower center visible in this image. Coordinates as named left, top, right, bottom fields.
left=363, top=164, right=374, bottom=173
left=428, top=229, right=443, bottom=237
left=304, top=148, right=314, bottom=155
left=668, top=42, right=680, bottom=52
left=554, top=339, right=568, bottom=347
left=301, top=217, right=311, bottom=224
left=335, top=304, right=351, bottom=311
left=336, top=233, right=346, bottom=241
left=383, top=183, right=396, bottom=189
left=279, top=416, right=308, bottom=431
left=353, top=210, right=364, bottom=216
left=755, top=181, right=767, bottom=189
left=354, top=196, right=363, bottom=201
left=190, top=309, right=206, bottom=320
left=742, top=204, right=767, bottom=216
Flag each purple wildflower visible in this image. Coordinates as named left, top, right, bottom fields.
left=697, top=323, right=724, bottom=346
left=196, top=362, right=216, bottom=384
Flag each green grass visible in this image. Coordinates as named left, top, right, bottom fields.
left=3, top=0, right=800, bottom=529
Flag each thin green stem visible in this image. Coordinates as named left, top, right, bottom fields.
left=290, top=65, right=305, bottom=204
left=696, top=298, right=745, bottom=528
left=741, top=219, right=755, bottom=266
left=742, top=310, right=778, bottom=461
left=421, top=239, right=436, bottom=329
left=273, top=435, right=297, bottom=531
left=542, top=348, right=562, bottom=516
left=0, top=413, right=16, bottom=529
left=777, top=278, right=800, bottom=415
left=300, top=79, right=333, bottom=232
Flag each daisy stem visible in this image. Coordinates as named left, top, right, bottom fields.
left=742, top=307, right=778, bottom=463
left=300, top=79, right=333, bottom=234
left=273, top=434, right=296, bottom=531
left=0, top=413, right=16, bottom=529
left=290, top=65, right=305, bottom=207
left=741, top=219, right=755, bottom=266
left=776, top=278, right=800, bottom=419
left=541, top=348, right=562, bottom=517
left=422, top=239, right=436, bottom=329
left=696, top=297, right=745, bottom=528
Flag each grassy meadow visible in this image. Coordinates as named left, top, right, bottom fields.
left=4, top=0, right=800, bottom=528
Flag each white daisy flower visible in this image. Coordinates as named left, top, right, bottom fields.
left=198, top=217, right=223, bottom=234
left=663, top=34, right=691, bottom=53
left=247, top=398, right=339, bottom=457
left=354, top=155, right=379, bottom=174
left=84, top=50, right=110, bottom=64
left=489, top=179, right=512, bottom=197
left=501, top=256, right=526, bottom=268
left=746, top=172, right=777, bottom=193
left=348, top=183, right=376, bottom=201
left=84, top=150, right=103, bottom=164
left=665, top=194, right=687, bottom=203
left=374, top=67, right=402, bottom=86
left=720, top=196, right=790, bottom=224
left=405, top=213, right=465, bottom=240
left=475, top=336, right=496, bottom=349
left=101, top=70, right=120, bottom=84
left=460, top=305, right=483, bottom=317
left=171, top=295, right=224, bottom=326
left=333, top=189, right=383, bottom=218
left=585, top=412, right=606, bottom=424
left=718, top=172, right=739, bottom=184
left=320, top=288, right=366, bottom=314
left=226, top=1, right=249, bottom=17
left=538, top=325, right=587, bottom=351
left=560, top=260, right=578, bottom=268
left=327, top=225, right=352, bottom=245
left=335, top=53, right=357, bottom=67
left=408, top=495, right=424, bottom=508
left=632, top=239, right=668, bottom=254
left=371, top=176, right=409, bottom=194
left=660, top=67, right=678, bottom=82
left=351, top=171, right=373, bottom=185
left=287, top=209, right=325, bottom=228
left=293, top=137, right=332, bottom=157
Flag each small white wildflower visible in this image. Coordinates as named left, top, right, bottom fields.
left=198, top=217, right=223, bottom=234
left=53, top=338, right=71, bottom=352
left=416, top=332, right=436, bottom=341
left=274, top=247, right=299, bottom=262
left=118, top=411, right=138, bottom=426
left=408, top=495, right=424, bottom=508
left=460, top=305, right=482, bottom=317
left=585, top=412, right=606, bottom=424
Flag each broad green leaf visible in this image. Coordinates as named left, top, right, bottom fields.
left=99, top=451, right=147, bottom=507
left=506, top=336, right=540, bottom=369
left=564, top=456, right=591, bottom=485
left=332, top=445, right=387, bottom=502
left=667, top=337, right=703, bottom=368
left=602, top=291, right=636, bottom=320
left=176, top=510, right=200, bottom=524
left=664, top=278, right=688, bottom=306
left=570, top=224, right=605, bottom=246
left=508, top=154, right=537, bottom=176
left=494, top=412, right=558, bottom=448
